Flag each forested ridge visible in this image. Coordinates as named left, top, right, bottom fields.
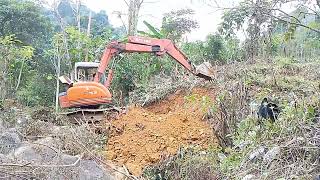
left=1, top=0, right=320, bottom=108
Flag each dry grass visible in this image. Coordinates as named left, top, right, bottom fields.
left=143, top=147, right=221, bottom=180
left=142, top=60, right=320, bottom=179
left=129, top=74, right=203, bottom=106
left=2, top=59, right=320, bottom=179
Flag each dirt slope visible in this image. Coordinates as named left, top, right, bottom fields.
left=106, top=88, right=218, bottom=175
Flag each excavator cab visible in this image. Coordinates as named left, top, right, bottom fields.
left=74, top=62, right=106, bottom=84
left=59, top=61, right=111, bottom=108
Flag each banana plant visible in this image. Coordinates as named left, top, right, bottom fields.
left=138, top=21, right=167, bottom=39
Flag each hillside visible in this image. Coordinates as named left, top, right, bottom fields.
left=1, top=60, right=319, bottom=179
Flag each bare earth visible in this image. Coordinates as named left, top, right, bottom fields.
left=106, top=88, right=218, bottom=175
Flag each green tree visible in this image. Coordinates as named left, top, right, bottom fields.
left=162, top=9, right=199, bottom=42
left=0, top=0, right=56, bottom=106
left=222, top=37, right=244, bottom=62
left=219, top=0, right=272, bottom=60
left=0, top=0, right=53, bottom=47
left=138, top=9, right=199, bottom=42
left=218, top=0, right=320, bottom=61
left=87, top=10, right=111, bottom=36
left=204, top=34, right=225, bottom=62
left=182, top=41, right=206, bottom=64
left=0, top=35, right=34, bottom=101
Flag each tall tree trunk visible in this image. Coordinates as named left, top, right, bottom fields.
left=85, top=11, right=92, bottom=62
left=52, top=0, right=69, bottom=112
left=76, top=0, right=81, bottom=61
left=15, top=59, right=25, bottom=92
left=0, top=49, right=10, bottom=101
left=127, top=0, right=143, bottom=36
left=76, top=0, right=81, bottom=32
left=54, top=2, right=72, bottom=72
left=55, top=48, right=61, bottom=113
left=86, top=11, right=92, bottom=36
left=0, top=72, right=6, bottom=101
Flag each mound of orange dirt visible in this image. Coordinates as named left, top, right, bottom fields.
left=106, top=88, right=218, bottom=176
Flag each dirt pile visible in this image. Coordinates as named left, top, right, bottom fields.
left=106, top=88, right=218, bottom=175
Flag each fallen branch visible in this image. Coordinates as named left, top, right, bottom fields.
left=0, top=153, right=83, bottom=168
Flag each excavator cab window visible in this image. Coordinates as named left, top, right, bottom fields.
left=75, top=67, right=106, bottom=84
left=77, top=67, right=96, bottom=81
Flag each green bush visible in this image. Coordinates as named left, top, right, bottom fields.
left=110, top=53, right=177, bottom=103
left=143, top=148, right=220, bottom=180
left=17, top=74, right=55, bottom=107
left=182, top=41, right=206, bottom=64
left=275, top=56, right=296, bottom=68
left=204, top=34, right=225, bottom=62
left=200, top=34, right=243, bottom=64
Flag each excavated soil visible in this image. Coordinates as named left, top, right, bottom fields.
left=106, top=87, right=218, bottom=176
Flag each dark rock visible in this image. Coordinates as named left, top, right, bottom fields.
left=12, top=143, right=42, bottom=163
left=34, top=137, right=61, bottom=149
left=79, top=160, right=115, bottom=180
left=0, top=131, right=21, bottom=154
left=257, top=98, right=280, bottom=122
left=60, top=154, right=79, bottom=165
left=0, top=153, right=12, bottom=163
left=12, top=142, right=57, bottom=163
left=46, top=157, right=116, bottom=180
left=263, top=146, right=280, bottom=163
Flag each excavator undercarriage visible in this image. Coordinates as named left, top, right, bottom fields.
left=60, top=106, right=125, bottom=134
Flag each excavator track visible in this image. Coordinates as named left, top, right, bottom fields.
left=60, top=106, right=125, bottom=134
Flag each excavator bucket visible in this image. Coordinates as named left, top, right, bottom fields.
left=194, top=62, right=215, bottom=80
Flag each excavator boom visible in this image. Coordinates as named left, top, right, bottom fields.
left=94, top=36, right=214, bottom=83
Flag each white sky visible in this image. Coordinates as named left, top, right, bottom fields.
left=82, top=0, right=239, bottom=41
left=45, top=0, right=311, bottom=41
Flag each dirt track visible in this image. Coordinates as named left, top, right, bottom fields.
left=106, top=88, right=218, bottom=175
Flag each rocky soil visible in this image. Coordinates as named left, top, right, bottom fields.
left=0, top=106, right=125, bottom=180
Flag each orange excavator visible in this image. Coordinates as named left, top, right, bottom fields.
left=58, top=36, right=214, bottom=110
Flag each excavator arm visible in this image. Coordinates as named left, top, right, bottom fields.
left=94, top=36, right=214, bottom=86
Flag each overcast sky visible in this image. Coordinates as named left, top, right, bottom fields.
left=82, top=0, right=240, bottom=41
left=43, top=0, right=304, bottom=41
